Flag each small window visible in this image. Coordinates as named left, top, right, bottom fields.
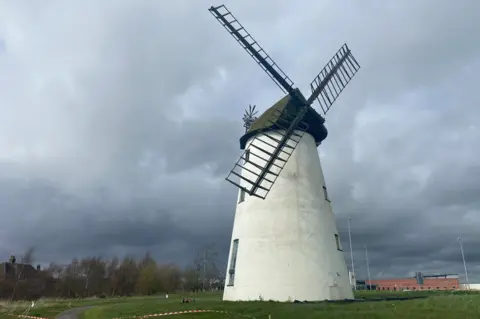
left=334, top=234, right=342, bottom=251
left=323, top=186, right=330, bottom=202
left=228, top=239, right=239, bottom=286
left=238, top=190, right=245, bottom=203
left=244, top=149, right=250, bottom=163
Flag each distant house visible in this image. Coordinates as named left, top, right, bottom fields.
left=0, top=259, right=39, bottom=281
left=0, top=255, right=44, bottom=283
left=0, top=256, right=48, bottom=300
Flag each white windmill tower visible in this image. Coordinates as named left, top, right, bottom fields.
left=209, top=5, right=361, bottom=301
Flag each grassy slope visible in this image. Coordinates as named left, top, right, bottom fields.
left=80, top=291, right=480, bottom=319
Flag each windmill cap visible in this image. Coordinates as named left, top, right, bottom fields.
left=239, top=93, right=328, bottom=149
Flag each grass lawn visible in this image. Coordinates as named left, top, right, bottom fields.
left=82, top=291, right=480, bottom=319
left=1, top=291, right=479, bottom=319
left=0, top=298, right=120, bottom=319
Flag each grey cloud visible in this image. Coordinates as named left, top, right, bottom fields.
left=0, top=0, right=479, bottom=284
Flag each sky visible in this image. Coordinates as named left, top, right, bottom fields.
left=0, top=0, right=479, bottom=283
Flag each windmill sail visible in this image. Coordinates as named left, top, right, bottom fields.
left=209, top=5, right=360, bottom=200
left=308, top=44, right=361, bottom=115
left=226, top=107, right=309, bottom=199
left=209, top=5, right=295, bottom=94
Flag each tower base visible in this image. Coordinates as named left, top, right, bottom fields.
left=222, top=132, right=354, bottom=302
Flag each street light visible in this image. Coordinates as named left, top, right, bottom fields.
left=365, top=244, right=372, bottom=290
left=347, top=217, right=356, bottom=290
left=458, top=237, right=470, bottom=289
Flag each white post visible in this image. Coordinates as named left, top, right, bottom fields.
left=458, top=237, right=470, bottom=289
left=365, top=244, right=372, bottom=290
left=347, top=217, right=356, bottom=290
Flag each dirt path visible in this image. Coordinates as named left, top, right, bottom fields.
left=55, top=306, right=93, bottom=319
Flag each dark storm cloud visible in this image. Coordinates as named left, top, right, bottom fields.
left=0, top=0, right=479, bottom=283
left=0, top=177, right=234, bottom=266
left=330, top=59, right=480, bottom=281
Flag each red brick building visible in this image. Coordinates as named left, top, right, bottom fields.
left=367, top=274, right=460, bottom=291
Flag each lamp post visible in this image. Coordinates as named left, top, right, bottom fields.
left=365, top=244, right=372, bottom=290
left=347, top=217, right=356, bottom=290
left=458, top=237, right=470, bottom=289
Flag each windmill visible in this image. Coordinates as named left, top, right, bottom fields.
left=209, top=5, right=360, bottom=301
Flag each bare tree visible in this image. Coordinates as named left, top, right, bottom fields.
left=10, top=246, right=36, bottom=300
left=137, top=263, right=160, bottom=295
left=64, top=258, right=82, bottom=298
left=106, top=257, right=119, bottom=296
left=0, top=248, right=226, bottom=300
left=138, top=252, right=155, bottom=270
left=193, top=243, right=219, bottom=291
left=158, top=263, right=182, bottom=293
left=20, top=247, right=35, bottom=265
left=116, top=256, right=139, bottom=296
left=182, top=266, right=199, bottom=292
left=80, top=257, right=106, bottom=297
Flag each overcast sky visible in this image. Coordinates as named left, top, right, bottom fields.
left=0, top=0, right=479, bottom=283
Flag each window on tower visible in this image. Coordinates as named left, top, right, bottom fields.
left=335, top=234, right=342, bottom=251
left=238, top=189, right=245, bottom=203
left=244, top=149, right=250, bottom=163
left=323, top=186, right=330, bottom=202
left=227, top=239, right=239, bottom=286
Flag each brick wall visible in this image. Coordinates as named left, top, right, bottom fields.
left=367, top=277, right=460, bottom=291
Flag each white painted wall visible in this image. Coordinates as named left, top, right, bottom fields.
left=223, top=130, right=353, bottom=301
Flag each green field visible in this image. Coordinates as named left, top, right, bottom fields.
left=1, top=291, right=479, bottom=319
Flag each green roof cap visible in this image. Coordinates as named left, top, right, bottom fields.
left=239, top=92, right=328, bottom=149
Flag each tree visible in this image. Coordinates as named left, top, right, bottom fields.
left=80, top=257, right=106, bottom=297
left=182, top=266, right=199, bottom=292
left=10, top=246, right=36, bottom=300
left=194, top=244, right=219, bottom=291
left=0, top=249, right=222, bottom=300
left=158, top=263, right=181, bottom=293
left=137, top=263, right=160, bottom=295
left=64, top=258, right=82, bottom=298
left=138, top=252, right=155, bottom=270
left=116, top=256, right=139, bottom=296
left=20, top=247, right=35, bottom=264
left=106, top=256, right=119, bottom=296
